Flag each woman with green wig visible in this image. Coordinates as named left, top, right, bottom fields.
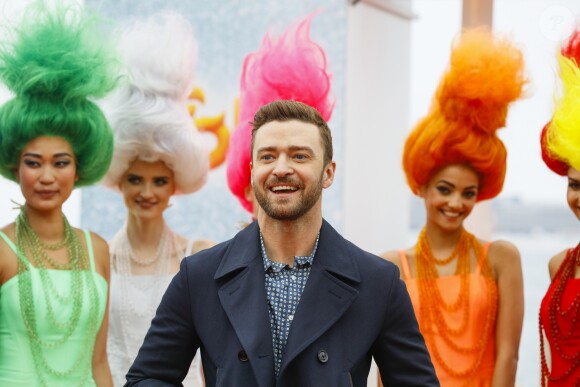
left=0, top=2, right=117, bottom=386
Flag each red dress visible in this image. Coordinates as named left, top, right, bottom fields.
left=539, top=245, right=580, bottom=386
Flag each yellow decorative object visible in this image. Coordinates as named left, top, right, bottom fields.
left=195, top=113, right=230, bottom=169
left=187, top=87, right=230, bottom=169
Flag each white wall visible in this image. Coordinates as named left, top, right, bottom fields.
left=344, top=0, right=413, bottom=256
left=344, top=2, right=415, bottom=386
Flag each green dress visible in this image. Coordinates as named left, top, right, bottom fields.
left=0, top=230, right=108, bottom=386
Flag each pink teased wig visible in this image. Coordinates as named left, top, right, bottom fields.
left=226, top=12, right=335, bottom=213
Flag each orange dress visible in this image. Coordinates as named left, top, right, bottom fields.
left=400, top=244, right=497, bottom=386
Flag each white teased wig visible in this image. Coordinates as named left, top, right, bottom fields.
left=102, top=12, right=209, bottom=194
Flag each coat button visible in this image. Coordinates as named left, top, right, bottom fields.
left=317, top=350, right=328, bottom=363
left=238, top=350, right=249, bottom=362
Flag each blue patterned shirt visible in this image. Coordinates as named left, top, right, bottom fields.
left=260, top=231, right=319, bottom=376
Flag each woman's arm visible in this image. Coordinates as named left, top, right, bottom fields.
left=91, top=233, right=113, bottom=387
left=0, top=224, right=17, bottom=285
left=489, top=240, right=524, bottom=387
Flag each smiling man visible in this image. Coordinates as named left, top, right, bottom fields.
left=126, top=100, right=439, bottom=387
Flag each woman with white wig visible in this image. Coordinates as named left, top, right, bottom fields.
left=101, top=12, right=211, bottom=387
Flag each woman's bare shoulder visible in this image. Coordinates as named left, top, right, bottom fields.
left=380, top=247, right=414, bottom=276
left=74, top=228, right=110, bottom=278
left=380, top=250, right=401, bottom=265
left=548, top=249, right=569, bottom=281
left=486, top=239, right=521, bottom=264
left=190, top=239, right=215, bottom=254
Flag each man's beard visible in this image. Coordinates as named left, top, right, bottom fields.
left=253, top=174, right=323, bottom=221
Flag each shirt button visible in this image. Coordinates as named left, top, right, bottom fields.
left=317, top=350, right=329, bottom=363
left=238, top=350, right=249, bottom=362
left=291, top=275, right=296, bottom=281
left=288, top=315, right=294, bottom=321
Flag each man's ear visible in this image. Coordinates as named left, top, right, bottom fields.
left=249, top=162, right=254, bottom=186
left=321, top=161, right=336, bottom=189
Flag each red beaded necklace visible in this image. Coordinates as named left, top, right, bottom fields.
left=539, top=243, right=580, bottom=386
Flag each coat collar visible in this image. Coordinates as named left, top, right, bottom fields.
left=214, top=219, right=361, bottom=283
left=214, top=221, right=262, bottom=280
left=314, top=219, right=361, bottom=283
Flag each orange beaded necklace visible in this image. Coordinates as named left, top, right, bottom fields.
left=414, top=227, right=498, bottom=379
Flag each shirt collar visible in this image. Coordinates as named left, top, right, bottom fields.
left=260, top=231, right=319, bottom=273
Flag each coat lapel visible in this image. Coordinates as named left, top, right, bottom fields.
left=216, top=222, right=275, bottom=387
left=279, top=220, right=361, bottom=376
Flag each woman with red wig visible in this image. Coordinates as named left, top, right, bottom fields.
left=381, top=28, right=526, bottom=386
left=539, top=29, right=580, bottom=387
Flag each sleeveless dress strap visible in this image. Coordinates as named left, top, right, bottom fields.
left=83, top=230, right=96, bottom=272
left=475, top=242, right=492, bottom=275
left=185, top=239, right=195, bottom=256
left=0, top=230, right=32, bottom=269
left=398, top=250, right=412, bottom=280
left=0, top=231, right=18, bottom=254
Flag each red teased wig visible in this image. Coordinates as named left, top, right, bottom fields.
left=540, top=122, right=568, bottom=176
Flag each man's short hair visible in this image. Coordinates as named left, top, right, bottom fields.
left=251, top=100, right=333, bottom=165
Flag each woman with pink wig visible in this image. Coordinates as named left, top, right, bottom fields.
left=226, top=13, right=335, bottom=219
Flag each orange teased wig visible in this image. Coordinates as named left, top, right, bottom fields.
left=403, top=28, right=526, bottom=201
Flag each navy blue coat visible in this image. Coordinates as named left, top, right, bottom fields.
left=125, top=220, right=438, bottom=387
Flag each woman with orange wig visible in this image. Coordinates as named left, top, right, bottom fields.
left=539, top=29, right=580, bottom=387
left=381, top=28, right=525, bottom=386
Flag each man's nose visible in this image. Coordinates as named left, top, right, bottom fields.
left=272, top=155, right=293, bottom=177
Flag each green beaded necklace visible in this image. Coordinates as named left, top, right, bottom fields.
left=14, top=209, right=102, bottom=386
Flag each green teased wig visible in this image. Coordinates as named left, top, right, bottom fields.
left=0, top=1, right=118, bottom=186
